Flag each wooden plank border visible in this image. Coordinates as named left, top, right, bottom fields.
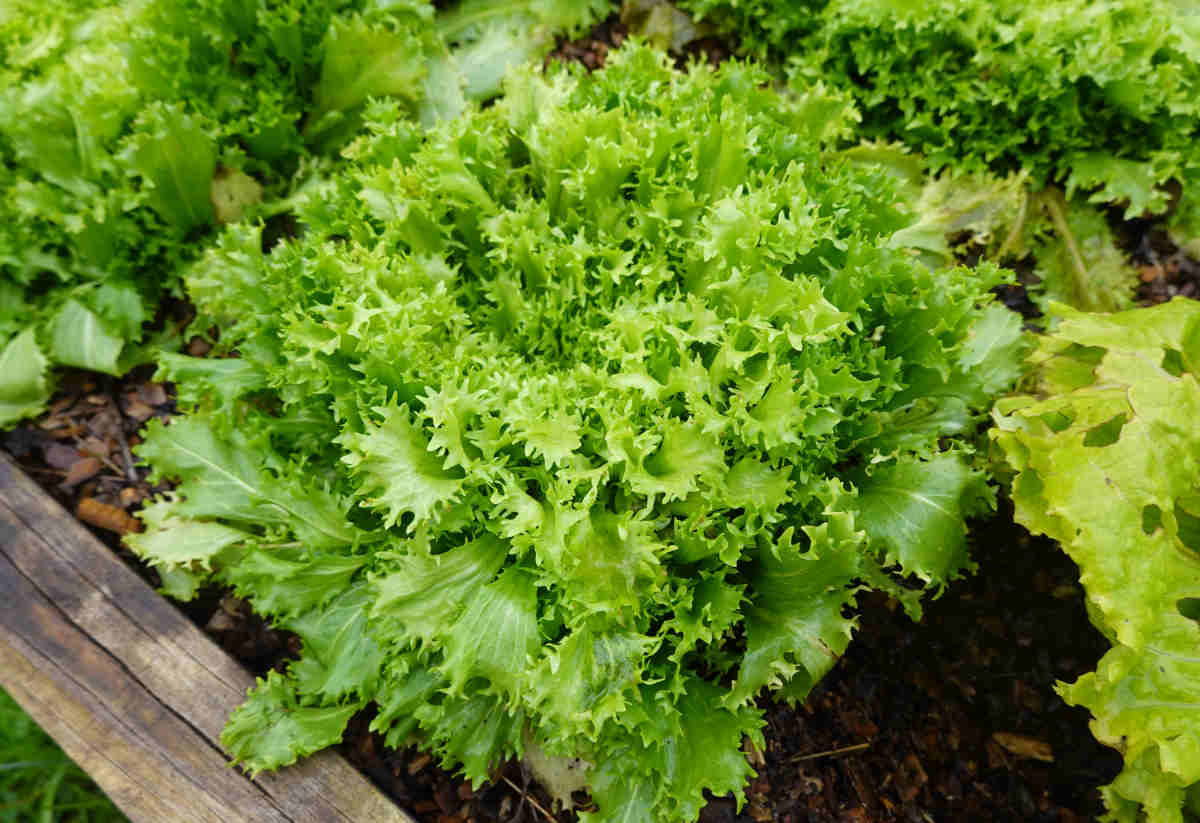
left=0, top=453, right=415, bottom=823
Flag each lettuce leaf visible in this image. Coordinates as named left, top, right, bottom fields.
left=48, top=300, right=125, bottom=375
left=221, top=670, right=362, bottom=776
left=994, top=299, right=1200, bottom=823
left=0, top=329, right=50, bottom=427
left=1031, top=190, right=1137, bottom=314
left=136, top=417, right=362, bottom=549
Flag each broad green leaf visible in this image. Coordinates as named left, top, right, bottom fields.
left=438, top=565, right=539, bottom=696
left=137, top=417, right=360, bottom=548
left=853, top=453, right=988, bottom=587
left=622, top=0, right=707, bottom=53
left=0, top=330, right=51, bottom=427
left=529, top=622, right=658, bottom=737
left=727, top=527, right=860, bottom=706
left=122, top=103, right=217, bottom=230
left=89, top=282, right=147, bottom=341
left=127, top=497, right=249, bottom=569
left=285, top=585, right=385, bottom=700
left=437, top=0, right=611, bottom=100
left=49, top=300, right=123, bottom=375
left=370, top=533, right=507, bottom=644
left=223, top=550, right=365, bottom=619
left=307, top=14, right=429, bottom=140
left=416, top=45, right=468, bottom=127
left=956, top=301, right=1028, bottom=401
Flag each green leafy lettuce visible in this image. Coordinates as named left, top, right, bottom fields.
left=675, top=0, right=1195, bottom=315
left=130, top=43, right=1023, bottom=822
left=0, top=0, right=610, bottom=427
left=994, top=299, right=1200, bottom=823
left=680, top=0, right=1199, bottom=201
left=835, top=145, right=1142, bottom=321
left=675, top=0, right=827, bottom=54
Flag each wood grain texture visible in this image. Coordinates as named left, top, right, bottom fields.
left=0, top=453, right=415, bottom=823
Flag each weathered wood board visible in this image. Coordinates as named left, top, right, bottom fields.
left=0, top=453, right=415, bottom=823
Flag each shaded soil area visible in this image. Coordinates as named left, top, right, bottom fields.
left=743, top=525, right=1122, bottom=823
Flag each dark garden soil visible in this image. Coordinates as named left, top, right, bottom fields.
left=6, top=15, right=1200, bottom=823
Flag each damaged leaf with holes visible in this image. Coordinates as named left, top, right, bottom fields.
left=131, top=44, right=1024, bottom=823
left=993, top=299, right=1200, bottom=823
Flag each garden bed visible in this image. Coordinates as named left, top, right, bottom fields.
left=5, top=148, right=1197, bottom=823
left=4, top=6, right=1200, bottom=822
left=0, top=365, right=1132, bottom=822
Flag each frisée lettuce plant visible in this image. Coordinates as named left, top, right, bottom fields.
left=129, top=43, right=1025, bottom=822
left=679, top=0, right=1200, bottom=208
left=677, top=0, right=1200, bottom=315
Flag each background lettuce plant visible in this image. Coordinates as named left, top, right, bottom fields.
left=0, top=0, right=425, bottom=422
left=678, top=0, right=1199, bottom=196
left=0, top=0, right=611, bottom=426
left=676, top=0, right=1200, bottom=312
left=993, top=299, right=1200, bottom=823
left=128, top=43, right=1025, bottom=821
